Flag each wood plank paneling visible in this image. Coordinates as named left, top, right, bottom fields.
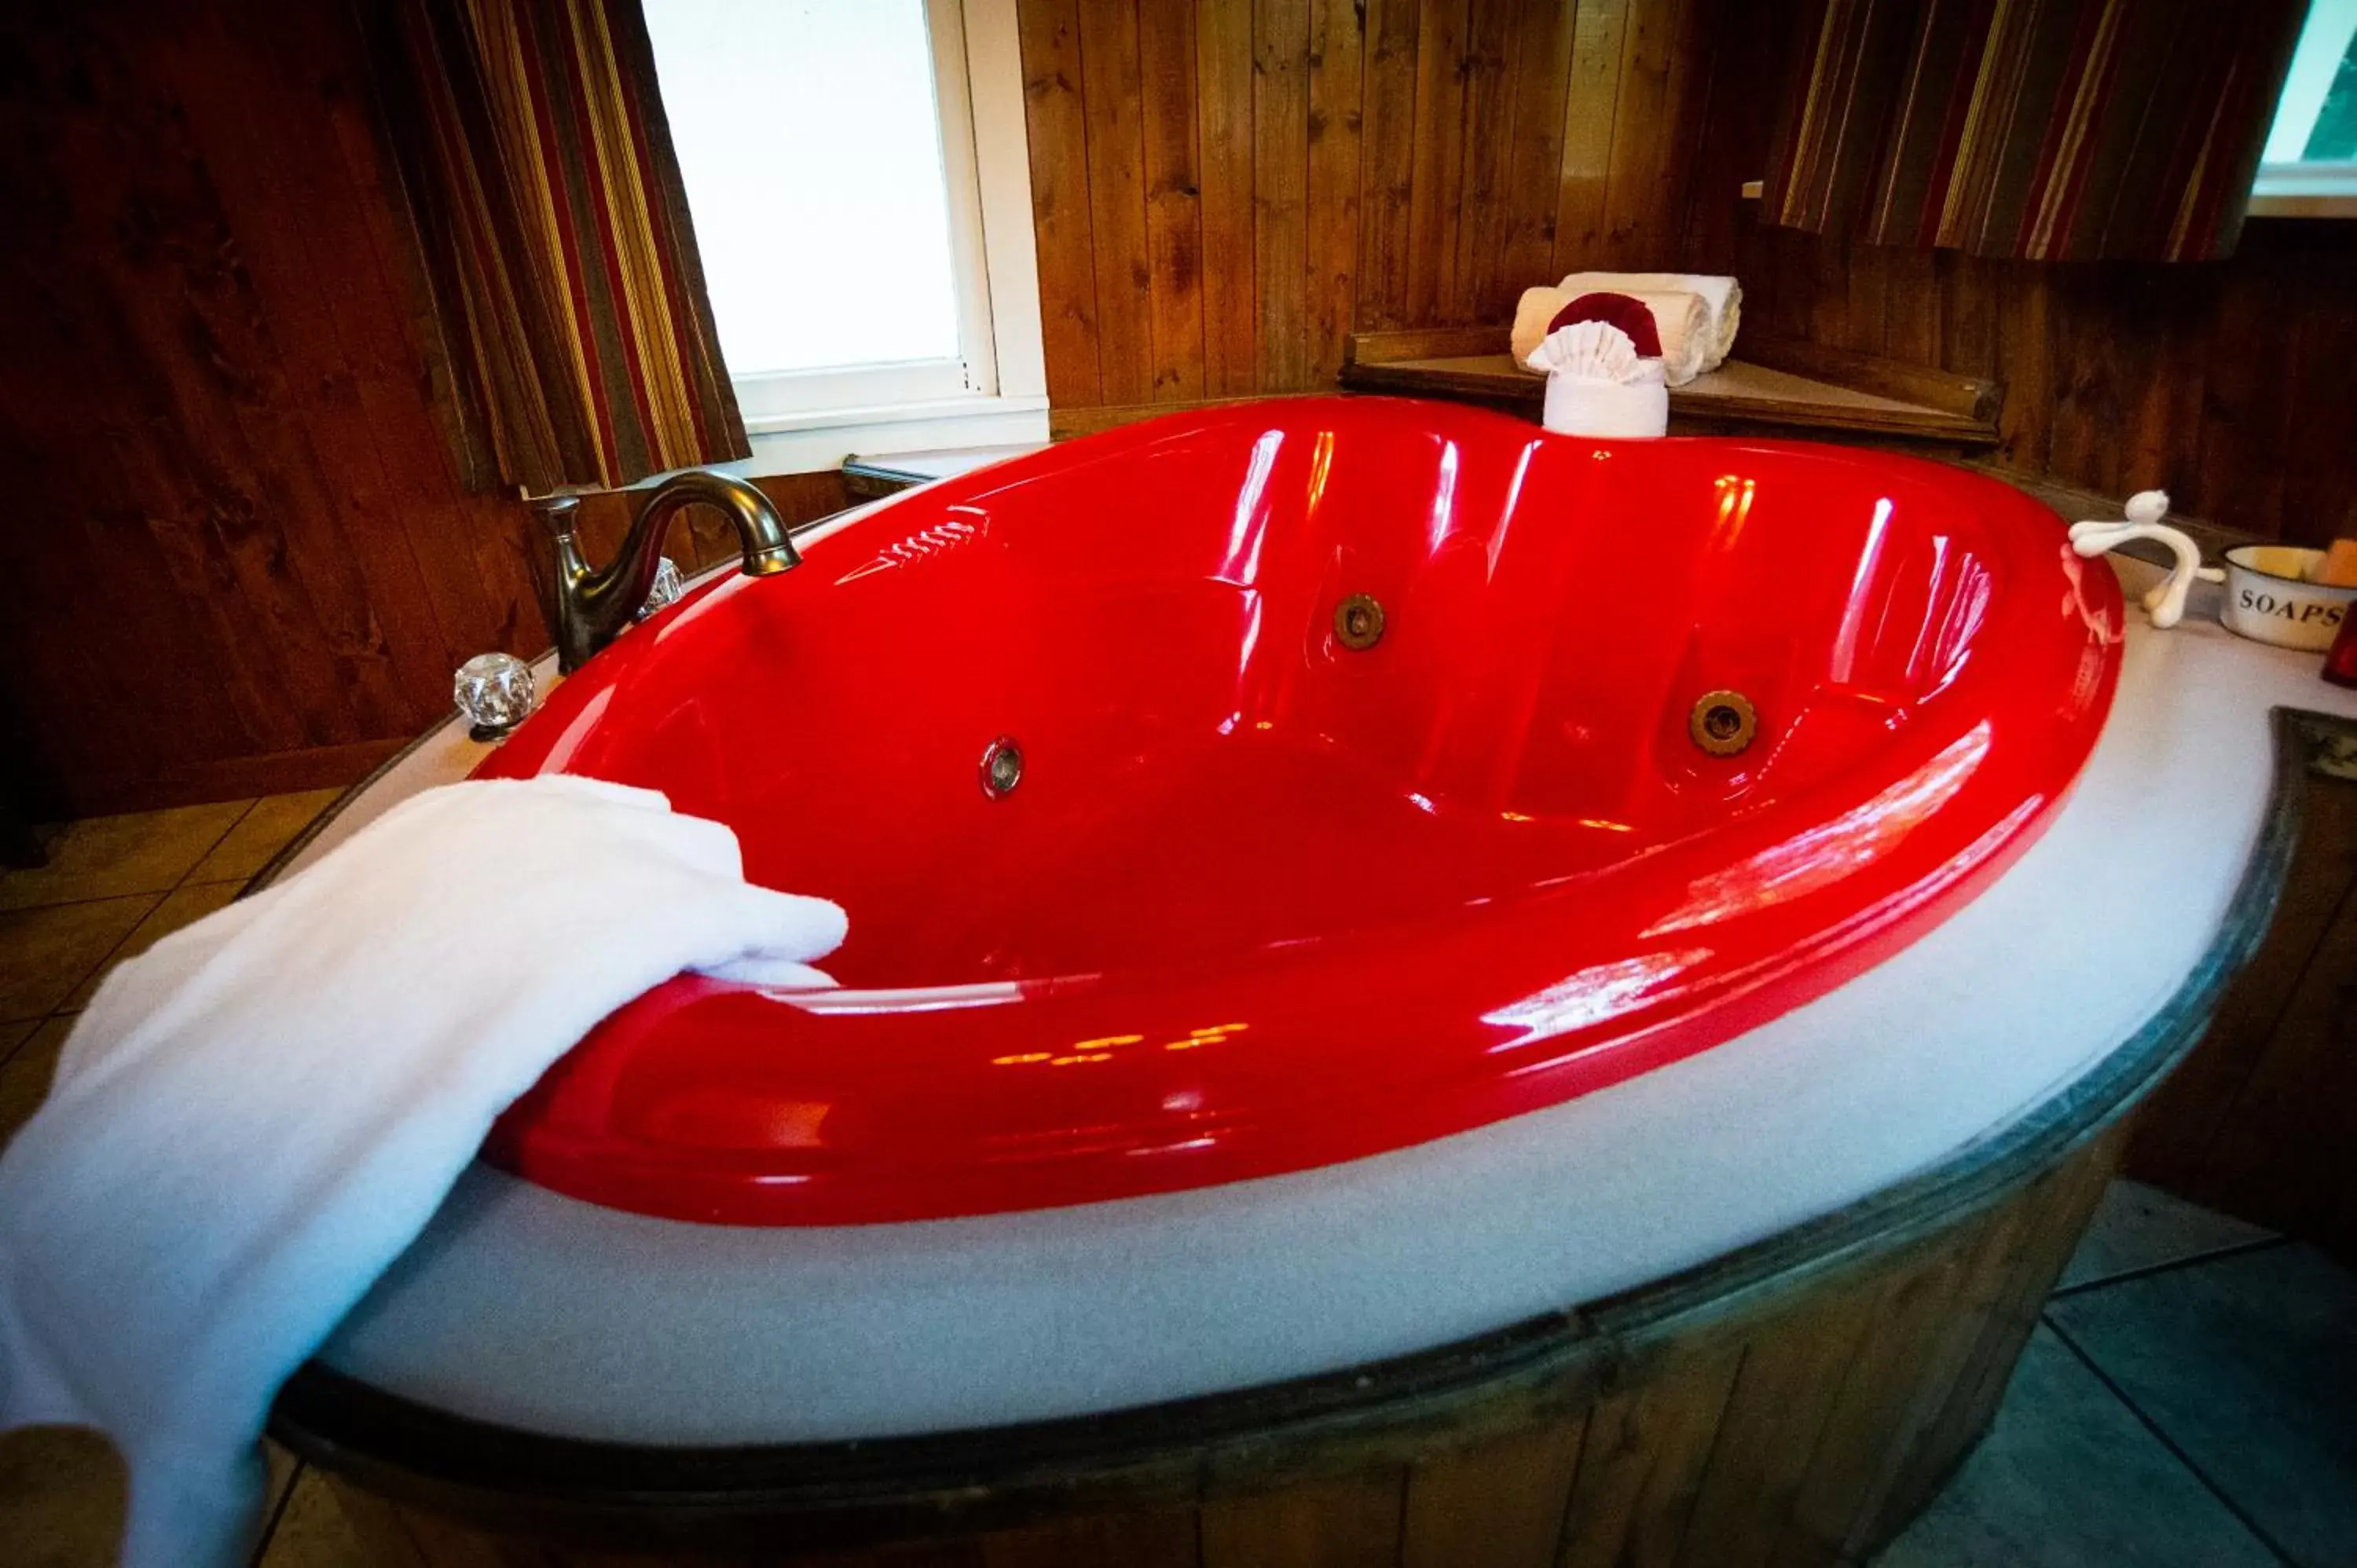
left=1556, top=1346, right=1744, bottom=1568
left=1638, top=0, right=2357, bottom=550
left=310, top=1129, right=2132, bottom=1568
left=1449, top=0, right=1519, bottom=321
left=1026, top=0, right=1730, bottom=407
left=1549, top=0, right=1633, bottom=278
left=2131, top=737, right=2357, bottom=1262
left=1402, top=1419, right=1585, bottom=1568
left=170, top=4, right=453, bottom=728
left=1140, top=2, right=1207, bottom=402
left=16, top=0, right=2341, bottom=812
left=1402, top=0, right=1472, bottom=327
left=1493, top=1, right=1581, bottom=299
left=1304, top=0, right=1365, bottom=387
left=0, top=0, right=847, bottom=816
left=1201, top=1468, right=1406, bottom=1568
left=1019, top=0, right=1105, bottom=408
left=1197, top=0, right=1261, bottom=397
left=0, top=2, right=467, bottom=813
left=2278, top=263, right=2357, bottom=548
left=1671, top=1289, right=1879, bottom=1566
left=1355, top=0, right=1424, bottom=333
left=1595, top=0, right=1700, bottom=269
left=1253, top=0, right=1314, bottom=390
left=2200, top=847, right=2357, bottom=1258
left=980, top=1508, right=1200, bottom=1568
left=1769, top=1246, right=1990, bottom=1568
left=1076, top=0, right=1154, bottom=407
left=1733, top=212, right=2357, bottom=548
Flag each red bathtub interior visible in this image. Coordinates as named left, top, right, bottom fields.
left=476, top=398, right=2121, bottom=1225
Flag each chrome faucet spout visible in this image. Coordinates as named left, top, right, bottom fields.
left=531, top=467, right=799, bottom=672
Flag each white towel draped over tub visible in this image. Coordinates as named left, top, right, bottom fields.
left=0, top=777, right=848, bottom=1568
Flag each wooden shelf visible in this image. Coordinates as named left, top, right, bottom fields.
left=1341, top=328, right=2002, bottom=447
left=842, top=335, right=2004, bottom=501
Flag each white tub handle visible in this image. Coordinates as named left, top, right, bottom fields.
left=2068, top=490, right=2224, bottom=630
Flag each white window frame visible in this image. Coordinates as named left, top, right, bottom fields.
left=720, top=0, right=1050, bottom=473
left=2250, top=0, right=2357, bottom=218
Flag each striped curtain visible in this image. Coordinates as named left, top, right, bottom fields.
left=1762, top=0, right=2308, bottom=262
left=368, top=0, right=747, bottom=492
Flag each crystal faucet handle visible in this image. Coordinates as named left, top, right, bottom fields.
left=636, top=555, right=684, bottom=622
left=454, top=652, right=536, bottom=741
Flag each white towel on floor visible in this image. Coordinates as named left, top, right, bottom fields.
left=1558, top=271, right=1742, bottom=371
left=0, top=776, right=846, bottom=1568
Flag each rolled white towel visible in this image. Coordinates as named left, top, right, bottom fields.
left=1511, top=286, right=1713, bottom=387
left=1559, top=272, right=1741, bottom=372
left=1509, top=288, right=1567, bottom=373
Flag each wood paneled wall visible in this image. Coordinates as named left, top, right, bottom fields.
left=7, top=0, right=2346, bottom=812
left=17, top=0, right=1735, bottom=814
left=1016, top=0, right=1742, bottom=420
left=0, top=2, right=842, bottom=818
left=0, top=2, right=511, bottom=815
left=1019, top=0, right=2357, bottom=551
left=1733, top=215, right=2357, bottom=550
left=2130, top=727, right=2357, bottom=1262
left=1695, top=7, right=2357, bottom=551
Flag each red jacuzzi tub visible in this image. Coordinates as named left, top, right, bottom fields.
left=476, top=397, right=2122, bottom=1225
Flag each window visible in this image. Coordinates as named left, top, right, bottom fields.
left=2253, top=0, right=2357, bottom=216
left=643, top=0, right=1047, bottom=468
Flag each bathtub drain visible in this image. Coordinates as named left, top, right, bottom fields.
left=1688, top=691, right=1758, bottom=757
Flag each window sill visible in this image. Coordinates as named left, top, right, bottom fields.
left=737, top=393, right=1050, bottom=474
left=2248, top=167, right=2357, bottom=219
left=2247, top=191, right=2357, bottom=218
left=1746, top=176, right=2357, bottom=220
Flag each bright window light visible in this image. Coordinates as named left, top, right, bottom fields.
left=2256, top=0, right=2357, bottom=208
left=643, top=0, right=962, bottom=376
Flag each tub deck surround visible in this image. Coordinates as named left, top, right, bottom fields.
left=285, top=1126, right=2141, bottom=1565
left=458, top=399, right=2120, bottom=1225
left=255, top=543, right=2357, bottom=1464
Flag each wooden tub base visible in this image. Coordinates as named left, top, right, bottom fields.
left=273, top=714, right=2347, bottom=1568
left=310, top=1127, right=2123, bottom=1568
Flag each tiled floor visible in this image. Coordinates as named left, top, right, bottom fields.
left=0, top=793, right=342, bottom=1568
left=0, top=804, right=2352, bottom=1566
left=1875, top=1181, right=2357, bottom=1568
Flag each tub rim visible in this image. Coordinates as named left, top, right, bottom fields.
left=414, top=409, right=2128, bottom=1226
